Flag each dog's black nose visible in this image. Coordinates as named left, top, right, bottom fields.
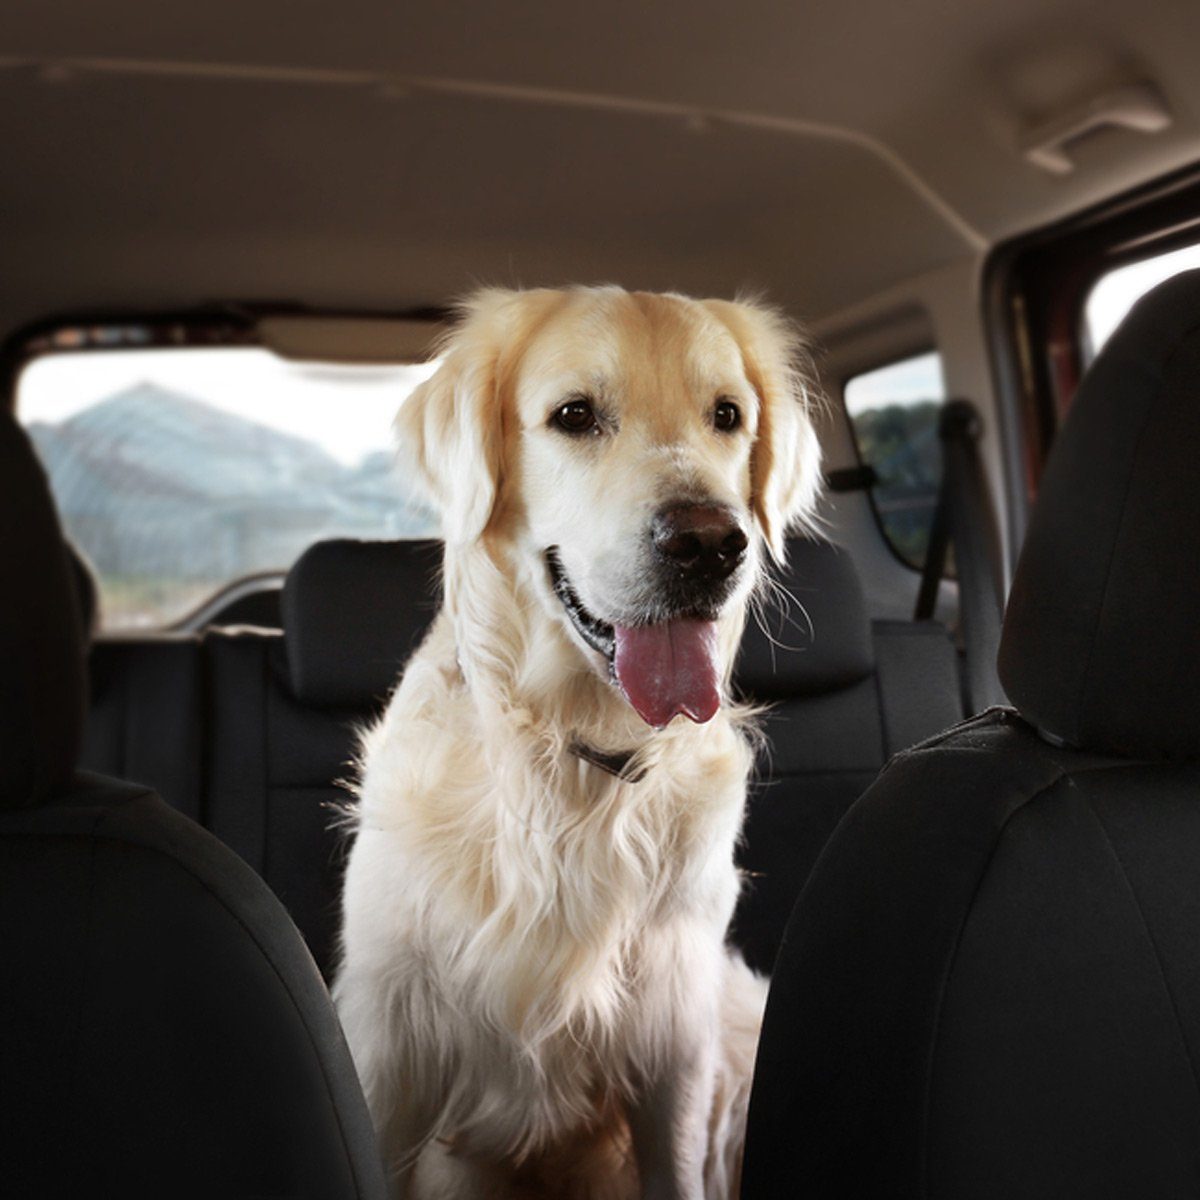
left=652, top=504, right=749, bottom=582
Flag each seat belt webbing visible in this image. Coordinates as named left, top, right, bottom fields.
left=915, top=400, right=1007, bottom=714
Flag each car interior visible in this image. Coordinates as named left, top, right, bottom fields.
left=3, top=2, right=1200, bottom=1195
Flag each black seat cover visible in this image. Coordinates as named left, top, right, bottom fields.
left=199, top=537, right=442, bottom=979
left=743, top=271, right=1200, bottom=1198
left=0, top=415, right=387, bottom=1197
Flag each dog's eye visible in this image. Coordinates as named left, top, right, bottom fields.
left=713, top=399, right=741, bottom=433
left=551, top=398, right=599, bottom=435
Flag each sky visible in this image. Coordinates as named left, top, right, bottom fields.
left=18, top=347, right=440, bottom=466
left=1085, top=241, right=1200, bottom=352
left=843, top=350, right=946, bottom=416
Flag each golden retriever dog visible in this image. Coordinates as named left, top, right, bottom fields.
left=333, top=286, right=822, bottom=1199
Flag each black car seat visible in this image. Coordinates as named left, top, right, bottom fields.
left=201, top=537, right=443, bottom=979
left=742, top=270, right=1200, bottom=1198
left=0, top=413, right=387, bottom=1198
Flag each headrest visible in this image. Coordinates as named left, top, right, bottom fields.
left=999, top=269, right=1200, bottom=759
left=281, top=538, right=442, bottom=708
left=0, top=413, right=88, bottom=807
left=736, top=538, right=875, bottom=700
left=67, top=542, right=100, bottom=640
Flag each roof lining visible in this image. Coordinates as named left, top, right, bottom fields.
left=0, top=52, right=987, bottom=253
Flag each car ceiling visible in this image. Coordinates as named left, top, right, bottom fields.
left=3, top=0, right=1199, bottom=340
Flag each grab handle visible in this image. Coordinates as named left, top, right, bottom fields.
left=1022, top=82, right=1171, bottom=175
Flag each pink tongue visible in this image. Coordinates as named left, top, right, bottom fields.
left=612, top=618, right=721, bottom=728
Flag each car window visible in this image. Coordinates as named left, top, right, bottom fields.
left=18, top=343, right=439, bottom=631
left=1085, top=240, right=1200, bottom=357
left=843, top=351, right=946, bottom=570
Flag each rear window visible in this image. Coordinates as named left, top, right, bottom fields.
left=843, top=350, right=947, bottom=569
left=18, top=341, right=439, bottom=631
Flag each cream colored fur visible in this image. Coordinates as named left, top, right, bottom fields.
left=334, top=287, right=821, bottom=1199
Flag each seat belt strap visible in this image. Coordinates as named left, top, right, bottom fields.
left=915, top=489, right=951, bottom=622
left=914, top=400, right=1007, bottom=713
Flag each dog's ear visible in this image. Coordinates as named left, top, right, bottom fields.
left=702, top=298, right=823, bottom=562
left=395, top=290, right=514, bottom=544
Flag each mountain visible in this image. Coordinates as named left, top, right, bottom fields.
left=38, top=381, right=348, bottom=503
left=28, top=381, right=437, bottom=621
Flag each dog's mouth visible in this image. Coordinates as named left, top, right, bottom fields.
left=545, top=548, right=721, bottom=729
left=546, top=546, right=617, bottom=661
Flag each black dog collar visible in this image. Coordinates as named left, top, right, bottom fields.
left=568, top=739, right=648, bottom=783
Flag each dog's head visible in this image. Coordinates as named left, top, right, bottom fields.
left=397, top=287, right=821, bottom=728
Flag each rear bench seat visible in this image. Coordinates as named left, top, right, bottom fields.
left=202, top=540, right=442, bottom=979
left=84, top=635, right=205, bottom=822
left=71, top=550, right=207, bottom=824
left=78, top=537, right=963, bottom=978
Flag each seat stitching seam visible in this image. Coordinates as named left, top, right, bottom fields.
left=260, top=644, right=271, bottom=879
left=918, top=766, right=1068, bottom=1198
left=1082, top=796, right=1200, bottom=1115
left=870, top=656, right=890, bottom=760
left=63, top=810, right=106, bottom=1143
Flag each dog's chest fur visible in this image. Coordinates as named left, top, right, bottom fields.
left=346, top=613, right=752, bottom=1157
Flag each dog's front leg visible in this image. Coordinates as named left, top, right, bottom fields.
left=333, top=964, right=441, bottom=1196
left=627, top=1045, right=715, bottom=1200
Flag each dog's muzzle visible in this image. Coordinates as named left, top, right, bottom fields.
left=545, top=503, right=749, bottom=729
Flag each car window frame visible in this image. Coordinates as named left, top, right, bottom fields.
left=984, top=159, right=1200, bottom=559
left=840, top=345, right=948, bottom=575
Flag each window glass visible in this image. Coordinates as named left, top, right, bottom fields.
left=18, top=343, right=440, bottom=631
left=1085, top=240, right=1200, bottom=356
left=843, top=351, right=946, bottom=569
